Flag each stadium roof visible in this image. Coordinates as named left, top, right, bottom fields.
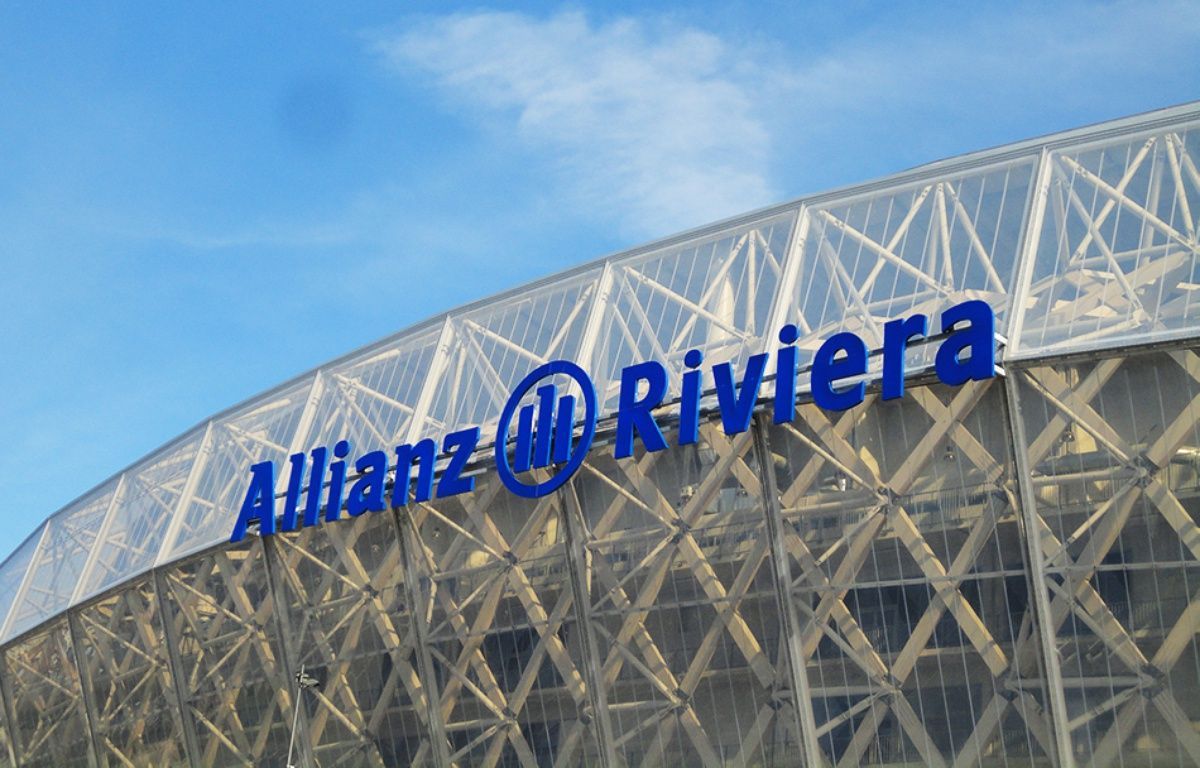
left=1, top=100, right=1197, bottom=643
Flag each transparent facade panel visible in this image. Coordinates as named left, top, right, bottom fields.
left=406, top=472, right=604, bottom=766
left=269, top=510, right=439, bottom=766
left=74, top=575, right=187, bottom=767
left=589, top=213, right=795, bottom=412
left=783, top=158, right=1036, bottom=372
left=163, top=377, right=315, bottom=560
left=3, top=619, right=93, bottom=768
left=5, top=482, right=116, bottom=641
left=76, top=430, right=205, bottom=603
left=763, top=380, right=1054, bottom=766
left=1015, top=121, right=1200, bottom=357
left=571, top=424, right=801, bottom=766
left=0, top=704, right=13, bottom=768
left=1014, top=346, right=1200, bottom=764
left=157, top=539, right=294, bottom=766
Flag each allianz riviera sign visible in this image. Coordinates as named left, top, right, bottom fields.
left=231, top=299, right=997, bottom=542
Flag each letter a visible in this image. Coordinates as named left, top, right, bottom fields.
left=230, top=461, right=276, bottom=542
left=935, top=300, right=996, bottom=386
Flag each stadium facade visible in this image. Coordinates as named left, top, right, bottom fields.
left=0, top=103, right=1199, bottom=767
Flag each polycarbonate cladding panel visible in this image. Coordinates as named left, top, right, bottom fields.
left=420, top=267, right=602, bottom=444
left=4, top=481, right=116, bottom=642
left=161, top=376, right=315, bottom=561
left=1013, top=120, right=1200, bottom=357
left=298, top=325, right=442, bottom=456
left=2, top=620, right=93, bottom=768
left=1012, top=347, right=1200, bottom=764
left=763, top=379, right=1054, bottom=766
left=569, top=423, right=801, bottom=766
left=587, top=212, right=796, bottom=413
left=74, top=575, right=188, bottom=767
left=157, top=539, right=293, bottom=767
left=267, top=510, right=442, bottom=766
left=0, top=526, right=44, bottom=643
left=73, top=428, right=205, bottom=605
left=780, top=156, right=1036, bottom=375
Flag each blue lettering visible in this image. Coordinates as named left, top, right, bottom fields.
left=230, top=461, right=276, bottom=542
left=438, top=427, right=479, bottom=498
left=615, top=360, right=669, bottom=459
left=324, top=440, right=351, bottom=523
left=280, top=452, right=305, bottom=532
left=935, top=300, right=995, bottom=386
left=392, top=438, right=437, bottom=506
left=774, top=325, right=799, bottom=424
left=713, top=353, right=768, bottom=435
left=812, top=332, right=868, bottom=411
left=347, top=450, right=387, bottom=516
left=882, top=314, right=928, bottom=400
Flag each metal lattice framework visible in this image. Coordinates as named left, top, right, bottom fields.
left=0, top=103, right=1198, bottom=766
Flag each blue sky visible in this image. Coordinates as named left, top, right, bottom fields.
left=0, top=0, right=1197, bottom=559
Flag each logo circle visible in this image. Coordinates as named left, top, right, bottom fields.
left=495, top=360, right=597, bottom=498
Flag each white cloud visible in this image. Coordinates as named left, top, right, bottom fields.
left=375, top=3, right=1200, bottom=240
left=378, top=11, right=777, bottom=236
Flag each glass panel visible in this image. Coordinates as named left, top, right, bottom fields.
left=589, top=212, right=796, bottom=413
left=269, top=510, right=439, bottom=766
left=407, top=471, right=604, bottom=765
left=163, top=376, right=315, bottom=559
left=571, top=424, right=800, bottom=766
left=1014, top=120, right=1200, bottom=357
left=3, top=619, right=93, bottom=768
left=75, top=575, right=187, bottom=767
left=6, top=482, right=117, bottom=641
left=781, top=158, right=1036, bottom=373
left=158, top=538, right=293, bottom=766
left=75, top=429, right=205, bottom=604
left=764, top=379, right=1054, bottom=765
left=1014, top=346, right=1200, bottom=764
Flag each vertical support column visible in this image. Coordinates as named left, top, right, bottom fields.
left=751, top=414, right=825, bottom=768
left=65, top=613, right=104, bottom=768
left=392, top=508, right=454, bottom=768
left=151, top=567, right=203, bottom=768
left=557, top=481, right=617, bottom=768
left=762, top=205, right=810, bottom=346
left=1005, top=147, right=1054, bottom=355
left=0, top=648, right=22, bottom=768
left=260, top=535, right=316, bottom=768
left=1004, top=374, right=1074, bottom=768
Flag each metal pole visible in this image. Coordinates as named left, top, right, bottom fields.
left=286, top=664, right=306, bottom=768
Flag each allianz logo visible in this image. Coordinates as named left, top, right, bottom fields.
left=231, top=299, right=996, bottom=542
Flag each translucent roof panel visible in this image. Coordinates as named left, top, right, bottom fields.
left=3, top=482, right=116, bottom=641
left=72, top=427, right=205, bottom=604
left=779, top=156, right=1037, bottom=373
left=160, top=376, right=315, bottom=561
left=1011, top=119, right=1200, bottom=357
left=587, top=211, right=796, bottom=412
left=421, top=266, right=603, bottom=441
left=298, top=324, right=442, bottom=454
left=0, top=525, right=46, bottom=640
